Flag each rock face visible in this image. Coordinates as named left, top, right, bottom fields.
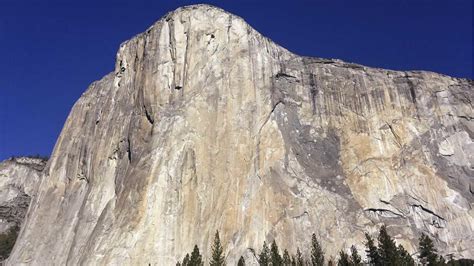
left=0, top=157, right=45, bottom=234
left=8, top=4, right=474, bottom=265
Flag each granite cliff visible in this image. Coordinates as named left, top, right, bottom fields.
left=0, top=157, right=46, bottom=235
left=7, top=4, right=474, bottom=265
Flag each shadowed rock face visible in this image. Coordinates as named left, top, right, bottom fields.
left=7, top=4, right=474, bottom=265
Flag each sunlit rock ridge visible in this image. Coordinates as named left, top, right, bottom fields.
left=8, top=4, right=473, bottom=265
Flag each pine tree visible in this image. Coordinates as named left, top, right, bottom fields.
left=259, top=241, right=270, bottom=266
left=310, top=233, right=324, bottom=266
left=397, top=244, right=415, bottom=266
left=377, top=225, right=398, bottom=265
left=419, top=233, right=440, bottom=266
left=181, top=253, right=190, bottom=266
left=337, top=250, right=351, bottom=266
left=270, top=240, right=283, bottom=266
left=350, top=245, right=362, bottom=266
left=295, top=248, right=305, bottom=266
left=210, top=230, right=225, bottom=266
left=365, top=233, right=381, bottom=265
left=283, top=249, right=292, bottom=266
left=237, top=256, right=245, bottom=266
left=189, top=245, right=203, bottom=266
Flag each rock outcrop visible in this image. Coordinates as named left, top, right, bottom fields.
left=8, top=4, right=474, bottom=265
left=0, top=157, right=46, bottom=234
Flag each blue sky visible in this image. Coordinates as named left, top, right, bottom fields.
left=0, top=0, right=472, bottom=160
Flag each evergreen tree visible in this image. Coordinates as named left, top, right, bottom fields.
left=258, top=241, right=270, bottom=266
left=350, top=245, right=362, bottom=266
left=310, top=233, right=325, bottom=266
left=181, top=253, right=190, bottom=266
left=283, top=249, right=292, bottom=266
left=447, top=258, right=474, bottom=266
left=210, top=230, right=225, bottom=266
left=189, top=245, right=203, bottom=266
left=337, top=250, right=351, bottom=266
left=377, top=225, right=399, bottom=265
left=397, top=244, right=415, bottom=266
left=419, top=233, right=440, bottom=266
left=365, top=233, right=381, bottom=265
left=270, top=240, right=283, bottom=266
left=237, top=256, right=245, bottom=266
left=295, top=248, right=305, bottom=266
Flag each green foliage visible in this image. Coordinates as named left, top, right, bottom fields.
left=447, top=258, right=474, bottom=266
left=337, top=250, right=351, bottom=266
left=258, top=241, right=270, bottom=266
left=419, top=233, right=443, bottom=266
left=237, top=256, right=245, bottom=266
left=270, top=240, right=283, bottom=266
left=189, top=245, right=203, bottom=266
left=209, top=230, right=225, bottom=266
left=310, top=233, right=324, bottom=266
left=397, top=244, right=415, bottom=266
left=377, top=225, right=399, bottom=265
left=350, top=246, right=362, bottom=266
left=282, top=249, right=291, bottom=266
left=175, top=245, right=201, bottom=266
left=173, top=227, right=472, bottom=266
left=0, top=226, right=19, bottom=260
left=179, top=253, right=190, bottom=266
left=295, top=247, right=304, bottom=266
left=365, top=233, right=381, bottom=265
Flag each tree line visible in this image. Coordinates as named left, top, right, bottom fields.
left=176, top=226, right=473, bottom=266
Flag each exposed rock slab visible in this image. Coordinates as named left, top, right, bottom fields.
left=0, top=157, right=45, bottom=234
left=8, top=4, right=474, bottom=265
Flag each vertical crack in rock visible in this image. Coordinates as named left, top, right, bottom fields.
left=143, top=105, right=155, bottom=125
left=405, top=74, right=417, bottom=104
left=308, top=73, right=318, bottom=114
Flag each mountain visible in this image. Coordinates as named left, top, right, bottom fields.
left=0, top=157, right=46, bottom=234
left=0, top=157, right=46, bottom=260
left=7, top=4, right=473, bottom=265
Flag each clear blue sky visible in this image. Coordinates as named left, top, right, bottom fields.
left=0, top=0, right=472, bottom=160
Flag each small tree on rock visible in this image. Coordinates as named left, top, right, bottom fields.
left=270, top=240, right=283, bottom=266
left=397, top=244, right=415, bottom=266
left=350, top=245, right=362, bottom=266
left=365, top=233, right=381, bottom=265
left=283, top=249, right=292, bottom=266
left=180, top=253, right=190, bottom=266
left=259, top=241, right=270, bottom=266
left=295, top=247, right=305, bottom=266
left=419, top=233, right=441, bottom=266
left=210, top=230, right=225, bottom=266
left=377, top=225, right=398, bottom=265
left=189, top=245, right=203, bottom=266
left=310, top=233, right=324, bottom=266
left=337, top=250, right=351, bottom=266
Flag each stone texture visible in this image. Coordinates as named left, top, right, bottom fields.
left=0, top=157, right=45, bottom=234
left=7, top=4, right=474, bottom=265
